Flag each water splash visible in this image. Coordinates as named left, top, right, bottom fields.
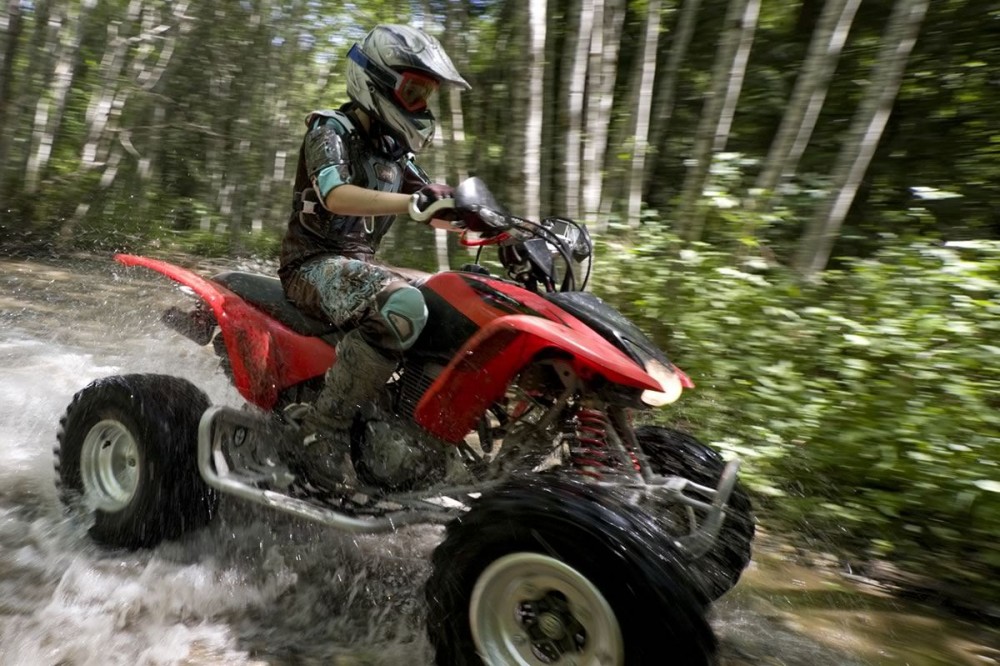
left=2, top=257, right=997, bottom=665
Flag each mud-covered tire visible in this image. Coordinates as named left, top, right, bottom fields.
left=55, top=374, right=218, bottom=548
left=636, top=425, right=755, bottom=602
left=425, top=477, right=717, bottom=665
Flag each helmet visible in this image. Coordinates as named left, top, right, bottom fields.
left=346, top=25, right=470, bottom=154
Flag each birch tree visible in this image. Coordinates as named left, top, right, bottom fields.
left=676, top=0, right=759, bottom=240
left=553, top=1, right=580, bottom=218
left=713, top=0, right=758, bottom=150
left=754, top=0, right=861, bottom=206
left=57, top=22, right=135, bottom=235
left=582, top=0, right=625, bottom=227
left=627, top=0, right=662, bottom=228
left=436, top=2, right=470, bottom=185
left=13, top=0, right=55, bottom=191
left=77, top=1, right=140, bottom=172
left=57, top=0, right=194, bottom=241
left=601, top=13, right=646, bottom=223
left=565, top=0, right=596, bottom=220
left=539, top=0, right=561, bottom=217
left=795, top=0, right=929, bottom=277
left=644, top=0, right=702, bottom=197
left=524, top=0, right=547, bottom=222
left=24, top=2, right=89, bottom=193
left=0, top=0, right=24, bottom=175
left=505, top=2, right=531, bottom=214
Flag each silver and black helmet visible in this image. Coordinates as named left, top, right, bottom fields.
left=346, top=25, right=470, bottom=154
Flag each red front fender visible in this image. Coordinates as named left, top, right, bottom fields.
left=414, top=314, right=661, bottom=443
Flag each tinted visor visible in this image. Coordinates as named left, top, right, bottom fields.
left=395, top=71, right=439, bottom=111
left=348, top=45, right=439, bottom=112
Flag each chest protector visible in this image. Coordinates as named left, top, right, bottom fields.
left=280, top=108, right=431, bottom=280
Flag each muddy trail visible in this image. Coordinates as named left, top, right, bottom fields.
left=1, top=255, right=996, bottom=665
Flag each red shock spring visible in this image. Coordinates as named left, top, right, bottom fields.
left=571, top=408, right=612, bottom=478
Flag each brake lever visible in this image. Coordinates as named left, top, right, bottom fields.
left=459, top=229, right=513, bottom=247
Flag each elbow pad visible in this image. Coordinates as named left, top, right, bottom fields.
left=304, top=124, right=352, bottom=198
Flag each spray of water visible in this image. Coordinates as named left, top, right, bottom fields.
left=5, top=257, right=994, bottom=666
left=0, top=258, right=437, bottom=665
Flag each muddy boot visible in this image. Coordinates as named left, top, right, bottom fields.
left=286, top=329, right=398, bottom=489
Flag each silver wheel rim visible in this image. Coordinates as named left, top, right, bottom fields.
left=470, top=552, right=624, bottom=666
left=80, top=419, right=140, bottom=512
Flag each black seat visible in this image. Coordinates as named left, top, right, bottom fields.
left=213, top=272, right=338, bottom=338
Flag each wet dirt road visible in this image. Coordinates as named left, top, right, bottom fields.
left=1, top=255, right=997, bottom=665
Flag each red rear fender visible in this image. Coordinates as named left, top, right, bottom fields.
left=115, top=254, right=334, bottom=409
left=414, top=314, right=661, bottom=442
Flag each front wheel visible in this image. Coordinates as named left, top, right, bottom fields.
left=636, top=425, right=755, bottom=601
left=425, top=477, right=717, bottom=665
left=55, top=374, right=218, bottom=548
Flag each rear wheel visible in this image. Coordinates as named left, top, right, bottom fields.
left=425, top=477, right=717, bottom=665
left=636, top=425, right=755, bottom=601
left=55, top=374, right=217, bottom=548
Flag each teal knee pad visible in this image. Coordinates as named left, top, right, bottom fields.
left=377, top=285, right=428, bottom=350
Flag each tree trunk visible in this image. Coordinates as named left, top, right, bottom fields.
left=582, top=0, right=624, bottom=227
left=0, top=0, right=20, bottom=94
left=524, top=0, right=547, bottom=222
left=714, top=0, right=759, bottom=151
left=57, top=0, right=145, bottom=240
left=440, top=1, right=470, bottom=185
left=795, top=0, right=929, bottom=277
left=553, top=0, right=578, bottom=218
left=540, top=0, right=561, bottom=217
left=644, top=0, right=703, bottom=196
left=505, top=2, right=531, bottom=214
left=131, top=0, right=192, bottom=233
left=602, top=9, right=644, bottom=225
left=80, top=5, right=137, bottom=169
left=627, top=0, right=662, bottom=228
left=15, top=0, right=56, bottom=194
left=0, top=1, right=23, bottom=173
left=754, top=0, right=860, bottom=205
left=25, top=2, right=87, bottom=193
left=565, top=0, right=595, bottom=220
left=676, top=0, right=756, bottom=241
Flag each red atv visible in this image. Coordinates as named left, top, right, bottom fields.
left=55, top=177, right=753, bottom=665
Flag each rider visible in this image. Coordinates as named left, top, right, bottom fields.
left=278, top=25, right=469, bottom=488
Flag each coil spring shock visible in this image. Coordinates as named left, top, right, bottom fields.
left=570, top=408, right=612, bottom=478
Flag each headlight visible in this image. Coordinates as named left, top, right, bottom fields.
left=640, top=359, right=685, bottom=406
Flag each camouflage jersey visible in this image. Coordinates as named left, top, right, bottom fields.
left=278, top=105, right=428, bottom=282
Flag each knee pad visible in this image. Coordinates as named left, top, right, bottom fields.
left=370, top=283, right=428, bottom=351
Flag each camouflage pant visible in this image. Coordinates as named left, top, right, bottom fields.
left=283, top=255, right=425, bottom=352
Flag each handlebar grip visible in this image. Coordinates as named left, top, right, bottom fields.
left=409, top=192, right=456, bottom=223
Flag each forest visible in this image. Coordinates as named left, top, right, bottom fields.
left=1, top=0, right=998, bottom=611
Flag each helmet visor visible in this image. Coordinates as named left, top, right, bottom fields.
left=395, top=70, right=439, bottom=112
left=348, top=44, right=439, bottom=112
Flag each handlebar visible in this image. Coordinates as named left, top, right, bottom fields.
left=413, top=176, right=594, bottom=293
left=408, top=190, right=456, bottom=223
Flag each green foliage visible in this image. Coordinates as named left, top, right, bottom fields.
left=1, top=0, right=997, bottom=611
left=597, top=226, right=1000, bottom=604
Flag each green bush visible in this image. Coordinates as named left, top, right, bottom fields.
left=597, top=228, right=1000, bottom=604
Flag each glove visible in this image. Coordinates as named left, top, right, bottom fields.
left=419, top=182, right=454, bottom=200
left=409, top=183, right=459, bottom=223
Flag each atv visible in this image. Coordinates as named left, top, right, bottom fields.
left=55, top=177, right=754, bottom=665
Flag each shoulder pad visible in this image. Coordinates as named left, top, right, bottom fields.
left=305, top=109, right=354, bottom=131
